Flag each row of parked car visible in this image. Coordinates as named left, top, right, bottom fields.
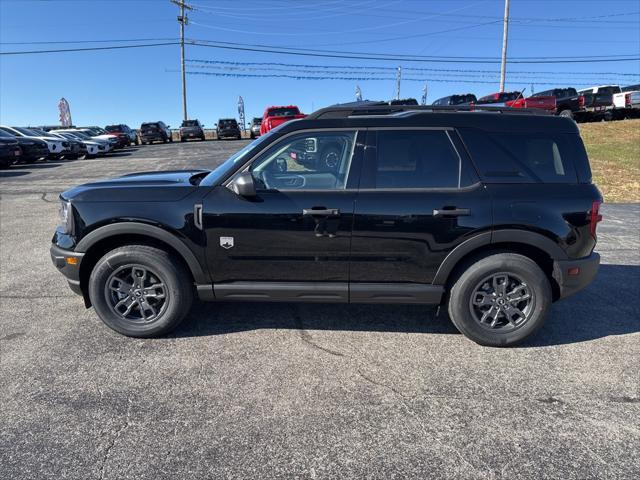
left=431, top=84, right=640, bottom=122
left=0, top=124, right=139, bottom=168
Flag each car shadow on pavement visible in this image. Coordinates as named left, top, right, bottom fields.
left=520, top=263, right=640, bottom=347
left=173, top=302, right=458, bottom=339
left=10, top=162, right=61, bottom=170
left=0, top=170, right=31, bottom=178
left=172, top=264, right=640, bottom=346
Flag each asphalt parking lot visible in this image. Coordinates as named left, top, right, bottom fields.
left=1, top=141, right=638, bottom=480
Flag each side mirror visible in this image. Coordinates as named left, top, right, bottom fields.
left=230, top=171, right=256, bottom=197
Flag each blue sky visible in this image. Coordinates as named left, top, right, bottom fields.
left=1, top=0, right=639, bottom=128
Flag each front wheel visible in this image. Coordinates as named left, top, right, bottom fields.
left=88, top=245, right=193, bottom=337
left=447, top=253, right=551, bottom=347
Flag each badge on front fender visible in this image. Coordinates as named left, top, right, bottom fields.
left=220, top=237, right=234, bottom=249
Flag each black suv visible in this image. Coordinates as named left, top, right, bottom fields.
left=180, top=119, right=206, bottom=142
left=50, top=103, right=602, bottom=346
left=140, top=121, right=172, bottom=144
left=216, top=118, right=242, bottom=140
left=432, top=94, right=478, bottom=106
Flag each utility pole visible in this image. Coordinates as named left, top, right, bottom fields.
left=171, top=0, right=193, bottom=122
left=499, top=0, right=510, bottom=92
left=396, top=66, right=402, bottom=100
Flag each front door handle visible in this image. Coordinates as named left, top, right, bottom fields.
left=302, top=208, right=340, bottom=217
left=433, top=208, right=470, bottom=217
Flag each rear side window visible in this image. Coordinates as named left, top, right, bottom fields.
left=459, top=128, right=581, bottom=183
left=371, top=130, right=469, bottom=189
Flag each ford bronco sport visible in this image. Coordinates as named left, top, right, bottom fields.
left=51, top=103, right=602, bottom=346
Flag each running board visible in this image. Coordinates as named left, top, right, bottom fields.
left=202, top=282, right=444, bottom=304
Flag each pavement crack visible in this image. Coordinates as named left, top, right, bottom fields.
left=356, top=368, right=409, bottom=398
left=292, top=306, right=345, bottom=358
left=97, top=397, right=133, bottom=480
left=40, top=192, right=57, bottom=203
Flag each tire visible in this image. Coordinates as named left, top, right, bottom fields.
left=447, top=253, right=551, bottom=347
left=163, top=136, right=168, bottom=144
left=250, top=132, right=255, bottom=139
left=180, top=137, right=186, bottom=142
left=88, top=245, right=193, bottom=337
left=319, top=143, right=342, bottom=171
left=0, top=159, right=10, bottom=169
left=200, top=135, right=206, bottom=141
left=135, top=137, right=140, bottom=146
left=559, top=109, right=573, bottom=119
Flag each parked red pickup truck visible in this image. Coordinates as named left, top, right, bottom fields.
left=476, top=91, right=556, bottom=113
left=260, top=105, right=306, bottom=135
left=506, top=95, right=556, bottom=113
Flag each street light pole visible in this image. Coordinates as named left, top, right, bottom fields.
left=499, top=0, right=510, bottom=92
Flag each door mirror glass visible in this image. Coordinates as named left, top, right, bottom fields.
left=230, top=171, right=256, bottom=197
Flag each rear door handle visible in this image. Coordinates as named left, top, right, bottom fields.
left=303, top=208, right=340, bottom=217
left=432, top=208, right=470, bottom=217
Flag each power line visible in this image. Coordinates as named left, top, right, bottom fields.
left=185, top=59, right=640, bottom=77
left=178, top=69, right=616, bottom=87
left=0, top=42, right=179, bottom=55
left=1, top=39, right=638, bottom=66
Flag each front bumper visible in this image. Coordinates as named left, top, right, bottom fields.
left=50, top=243, right=84, bottom=296
left=553, top=252, right=600, bottom=299
left=218, top=129, right=241, bottom=138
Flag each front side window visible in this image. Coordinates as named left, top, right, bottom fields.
left=249, top=131, right=357, bottom=191
left=372, top=130, right=464, bottom=189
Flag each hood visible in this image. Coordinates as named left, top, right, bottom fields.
left=62, top=169, right=210, bottom=202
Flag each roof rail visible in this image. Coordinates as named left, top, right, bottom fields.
left=307, top=102, right=551, bottom=119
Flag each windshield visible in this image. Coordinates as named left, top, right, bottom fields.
left=105, top=125, right=122, bottom=132
left=252, top=118, right=262, bottom=124
left=219, top=119, right=237, bottom=128
left=29, top=128, right=49, bottom=136
left=267, top=107, right=300, bottom=117
left=69, top=131, right=91, bottom=139
left=0, top=129, right=14, bottom=138
left=13, top=127, right=40, bottom=136
left=182, top=120, right=199, bottom=127
left=201, top=129, right=279, bottom=187
left=142, top=123, right=159, bottom=130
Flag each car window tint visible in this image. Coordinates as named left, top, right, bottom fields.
left=373, top=130, right=461, bottom=189
left=250, top=131, right=357, bottom=190
left=459, top=128, right=578, bottom=183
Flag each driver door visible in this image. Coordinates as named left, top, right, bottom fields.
left=203, top=129, right=364, bottom=302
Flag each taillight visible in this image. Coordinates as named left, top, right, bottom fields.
left=625, top=93, right=631, bottom=107
left=589, top=200, right=603, bottom=237
left=578, top=95, right=585, bottom=107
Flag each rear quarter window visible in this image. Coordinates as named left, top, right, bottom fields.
left=459, top=128, right=582, bottom=184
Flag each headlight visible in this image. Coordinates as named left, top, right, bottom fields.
left=58, top=200, right=74, bottom=234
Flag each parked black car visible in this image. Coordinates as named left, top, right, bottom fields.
left=432, top=94, right=477, bottom=106
left=0, top=128, right=48, bottom=164
left=140, top=121, right=172, bottom=144
left=180, top=119, right=205, bottom=142
left=50, top=103, right=602, bottom=347
left=216, top=118, right=242, bottom=140
left=0, top=136, right=21, bottom=168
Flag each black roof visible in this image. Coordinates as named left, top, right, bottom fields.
left=278, top=102, right=578, bottom=134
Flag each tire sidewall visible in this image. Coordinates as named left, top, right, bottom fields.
left=88, top=247, right=192, bottom=337
left=448, top=254, right=551, bottom=347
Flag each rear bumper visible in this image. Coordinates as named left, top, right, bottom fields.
left=553, top=252, right=600, bottom=299
left=50, top=243, right=84, bottom=296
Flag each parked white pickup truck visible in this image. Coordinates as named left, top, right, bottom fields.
left=578, top=84, right=640, bottom=119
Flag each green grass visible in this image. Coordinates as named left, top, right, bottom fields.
left=580, top=118, right=640, bottom=203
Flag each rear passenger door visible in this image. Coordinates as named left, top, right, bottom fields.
left=350, top=128, right=492, bottom=291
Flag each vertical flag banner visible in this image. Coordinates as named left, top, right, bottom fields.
left=421, top=83, right=428, bottom=106
left=58, top=98, right=72, bottom=127
left=355, top=85, right=363, bottom=102
left=238, top=95, right=246, bottom=132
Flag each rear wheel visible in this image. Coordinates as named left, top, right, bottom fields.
left=447, top=253, right=551, bottom=347
left=88, top=245, right=193, bottom=337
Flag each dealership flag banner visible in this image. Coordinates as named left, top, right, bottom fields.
left=238, top=96, right=246, bottom=132
left=58, top=98, right=72, bottom=127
